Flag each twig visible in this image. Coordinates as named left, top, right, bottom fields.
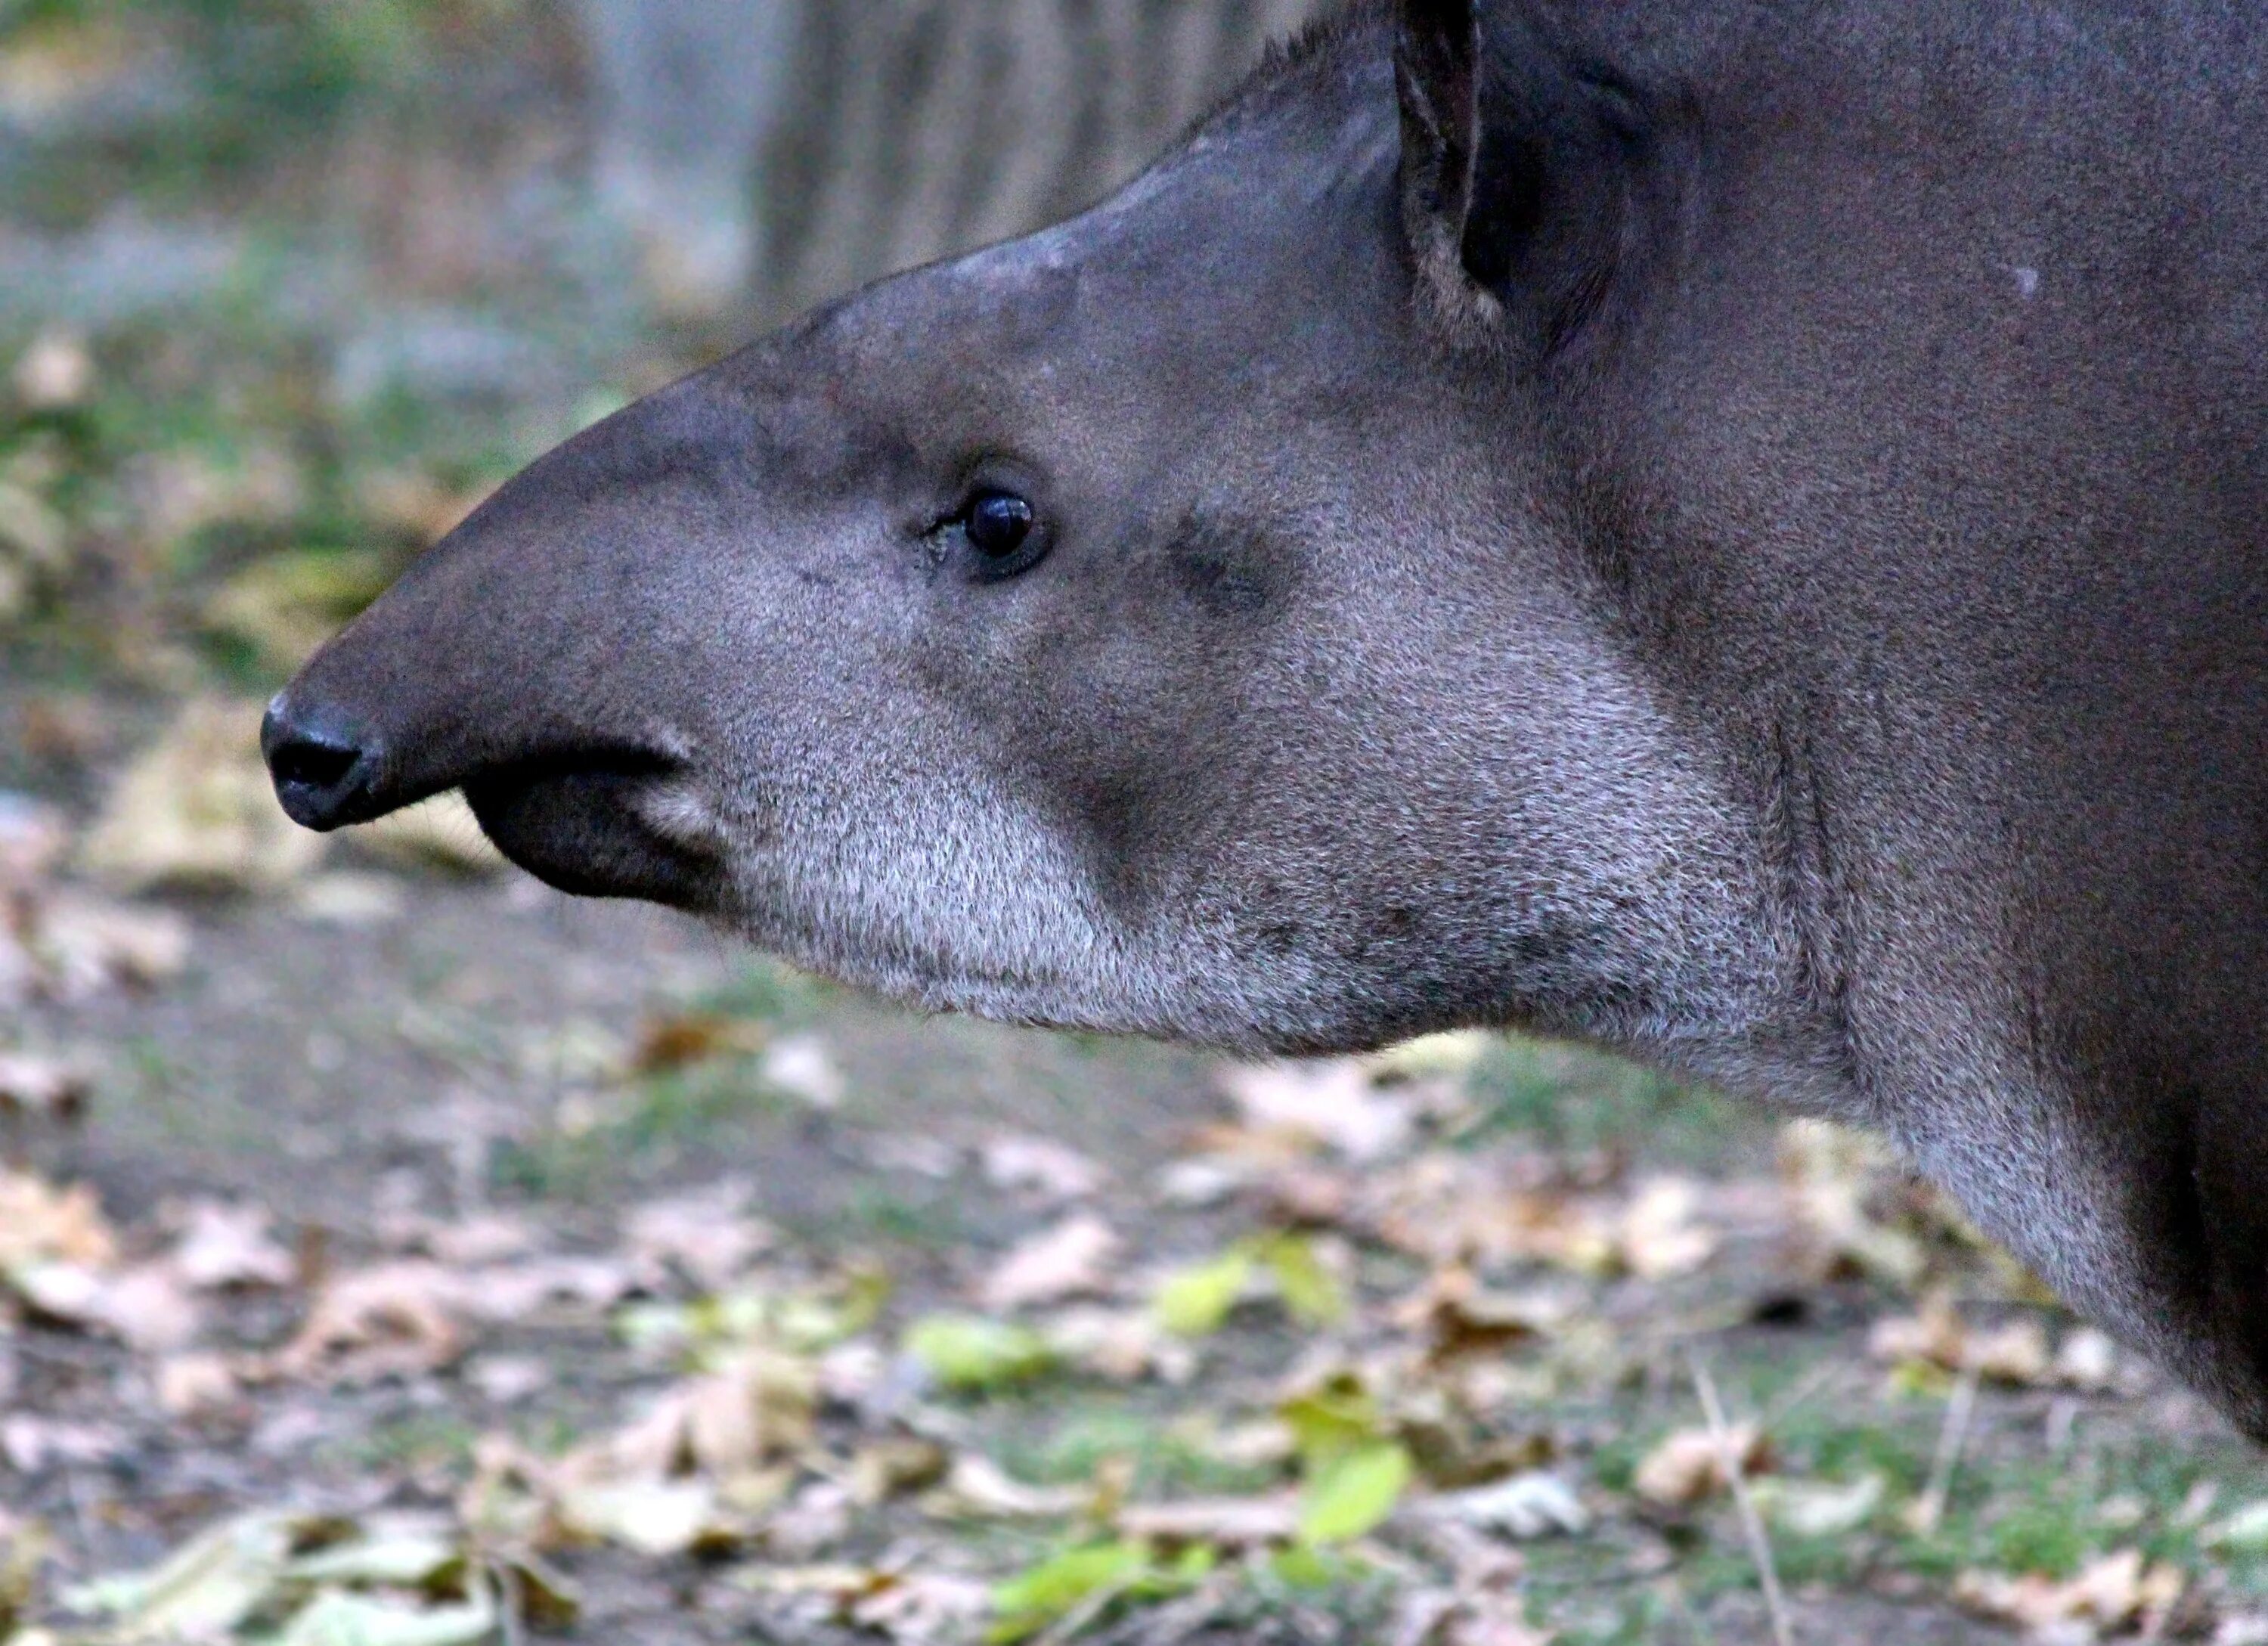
left=491, top=1558, right=526, bottom=1646
left=1690, top=1355, right=1796, bottom=1646
left=1762, top=1359, right=1843, bottom=1431
left=1907, top=1363, right=1981, bottom=1535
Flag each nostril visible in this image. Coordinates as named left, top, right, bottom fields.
left=270, top=733, right=362, bottom=792
left=262, top=699, right=380, bottom=829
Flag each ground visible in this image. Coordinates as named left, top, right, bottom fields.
left=7, top=814, right=2268, bottom=1644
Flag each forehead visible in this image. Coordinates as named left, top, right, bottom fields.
left=811, top=33, right=1402, bottom=362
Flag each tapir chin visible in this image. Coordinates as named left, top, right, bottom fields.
left=265, top=1, right=2268, bottom=1432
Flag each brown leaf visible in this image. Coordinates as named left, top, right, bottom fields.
left=1616, top=1177, right=1718, bottom=1280
left=1633, top=1425, right=1772, bottom=1508
left=1956, top=1548, right=2184, bottom=1633
left=624, top=1183, right=771, bottom=1290
left=919, top=1454, right=1088, bottom=1520
left=0, top=1413, right=125, bottom=1474
left=569, top=1349, right=816, bottom=1486
left=1117, top=1495, right=1301, bottom=1550
left=978, top=1215, right=1120, bottom=1313
left=848, top=1437, right=953, bottom=1505
left=80, top=699, right=327, bottom=893
left=1394, top=1269, right=1559, bottom=1369
left=29, top=894, right=192, bottom=1001
left=0, top=1169, right=116, bottom=1269
left=0, top=1052, right=88, bottom=1121
left=278, top=1261, right=466, bottom=1385
left=630, top=1012, right=767, bottom=1074
left=1217, top=1059, right=1417, bottom=1162
left=1870, top=1294, right=2057, bottom=1387
left=155, top=1351, right=241, bottom=1419
left=980, top=1134, right=1104, bottom=1201
left=11, top=328, right=93, bottom=410
left=1042, top=1304, right=1198, bottom=1385
left=170, top=1201, right=296, bottom=1291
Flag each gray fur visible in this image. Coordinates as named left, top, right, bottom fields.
left=268, top=1, right=2268, bottom=1434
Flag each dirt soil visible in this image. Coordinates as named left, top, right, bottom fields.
left=6, top=838, right=2261, bottom=1645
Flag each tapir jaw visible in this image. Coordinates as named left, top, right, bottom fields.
left=462, top=753, right=730, bottom=909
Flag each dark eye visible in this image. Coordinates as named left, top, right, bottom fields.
left=964, top=490, right=1036, bottom=560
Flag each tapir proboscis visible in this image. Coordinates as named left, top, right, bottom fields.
left=265, top=0, right=2268, bottom=1432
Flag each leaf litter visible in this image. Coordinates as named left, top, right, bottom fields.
left=3, top=904, right=2257, bottom=1646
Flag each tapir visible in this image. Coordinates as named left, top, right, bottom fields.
left=264, top=0, right=2268, bottom=1432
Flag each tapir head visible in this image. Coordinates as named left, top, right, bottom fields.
left=265, top=0, right=2268, bottom=1437
left=267, top=2, right=1763, bottom=1055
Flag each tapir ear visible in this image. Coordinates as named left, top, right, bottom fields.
left=1394, top=0, right=1648, bottom=349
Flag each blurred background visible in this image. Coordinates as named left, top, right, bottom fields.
left=1, top=5, right=2263, bottom=1645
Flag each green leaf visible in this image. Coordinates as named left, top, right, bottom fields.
left=905, top=1315, right=1058, bottom=1393
left=1151, top=1249, right=1253, bottom=1338
left=65, top=1511, right=303, bottom=1639
left=1298, top=1443, right=1412, bottom=1547
left=987, top=1541, right=1150, bottom=1643
left=2211, top=1499, right=2268, bottom=1556
left=1278, top=1372, right=1387, bottom=1472
left=284, top=1521, right=459, bottom=1590
left=1256, top=1234, right=1346, bottom=1327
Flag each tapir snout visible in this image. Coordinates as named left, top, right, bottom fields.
left=265, top=371, right=766, bottom=904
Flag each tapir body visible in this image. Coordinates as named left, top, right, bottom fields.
left=267, top=1, right=2268, bottom=1430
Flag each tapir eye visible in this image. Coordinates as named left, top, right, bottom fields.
left=963, top=490, right=1036, bottom=561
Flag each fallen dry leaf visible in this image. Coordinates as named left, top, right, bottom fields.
left=278, top=1262, right=466, bottom=1385
left=1616, top=1176, right=1718, bottom=1279
left=572, top=1347, right=816, bottom=1485
left=761, top=1033, right=844, bottom=1109
left=79, top=698, right=327, bottom=893
left=155, top=1351, right=241, bottom=1419
left=170, top=1201, right=296, bottom=1291
left=625, top=1183, right=771, bottom=1291
left=0, top=1168, right=118, bottom=1269
left=1116, top=1494, right=1301, bottom=1550
left=849, top=1436, right=953, bottom=1505
left=1217, top=1058, right=1417, bottom=1162
left=919, top=1454, right=1090, bottom=1521
left=1043, top=1303, right=1198, bottom=1384
left=1633, top=1424, right=1772, bottom=1508
left=1955, top=1548, right=2183, bottom=1635
left=1758, top=1472, right=1885, bottom=1538
left=0, top=1051, right=88, bottom=1121
left=11, top=327, right=92, bottom=410
left=1429, top=1472, right=1591, bottom=1540
left=2, top=1413, right=126, bottom=1474
left=1393, top=1268, right=1559, bottom=1369
left=630, top=1012, right=767, bottom=1074
left=981, top=1133, right=1104, bottom=1201
left=1870, top=1294, right=2064, bottom=1387
left=979, top=1214, right=1120, bottom=1313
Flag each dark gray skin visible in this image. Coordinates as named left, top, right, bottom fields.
left=265, top=0, right=2268, bottom=1433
